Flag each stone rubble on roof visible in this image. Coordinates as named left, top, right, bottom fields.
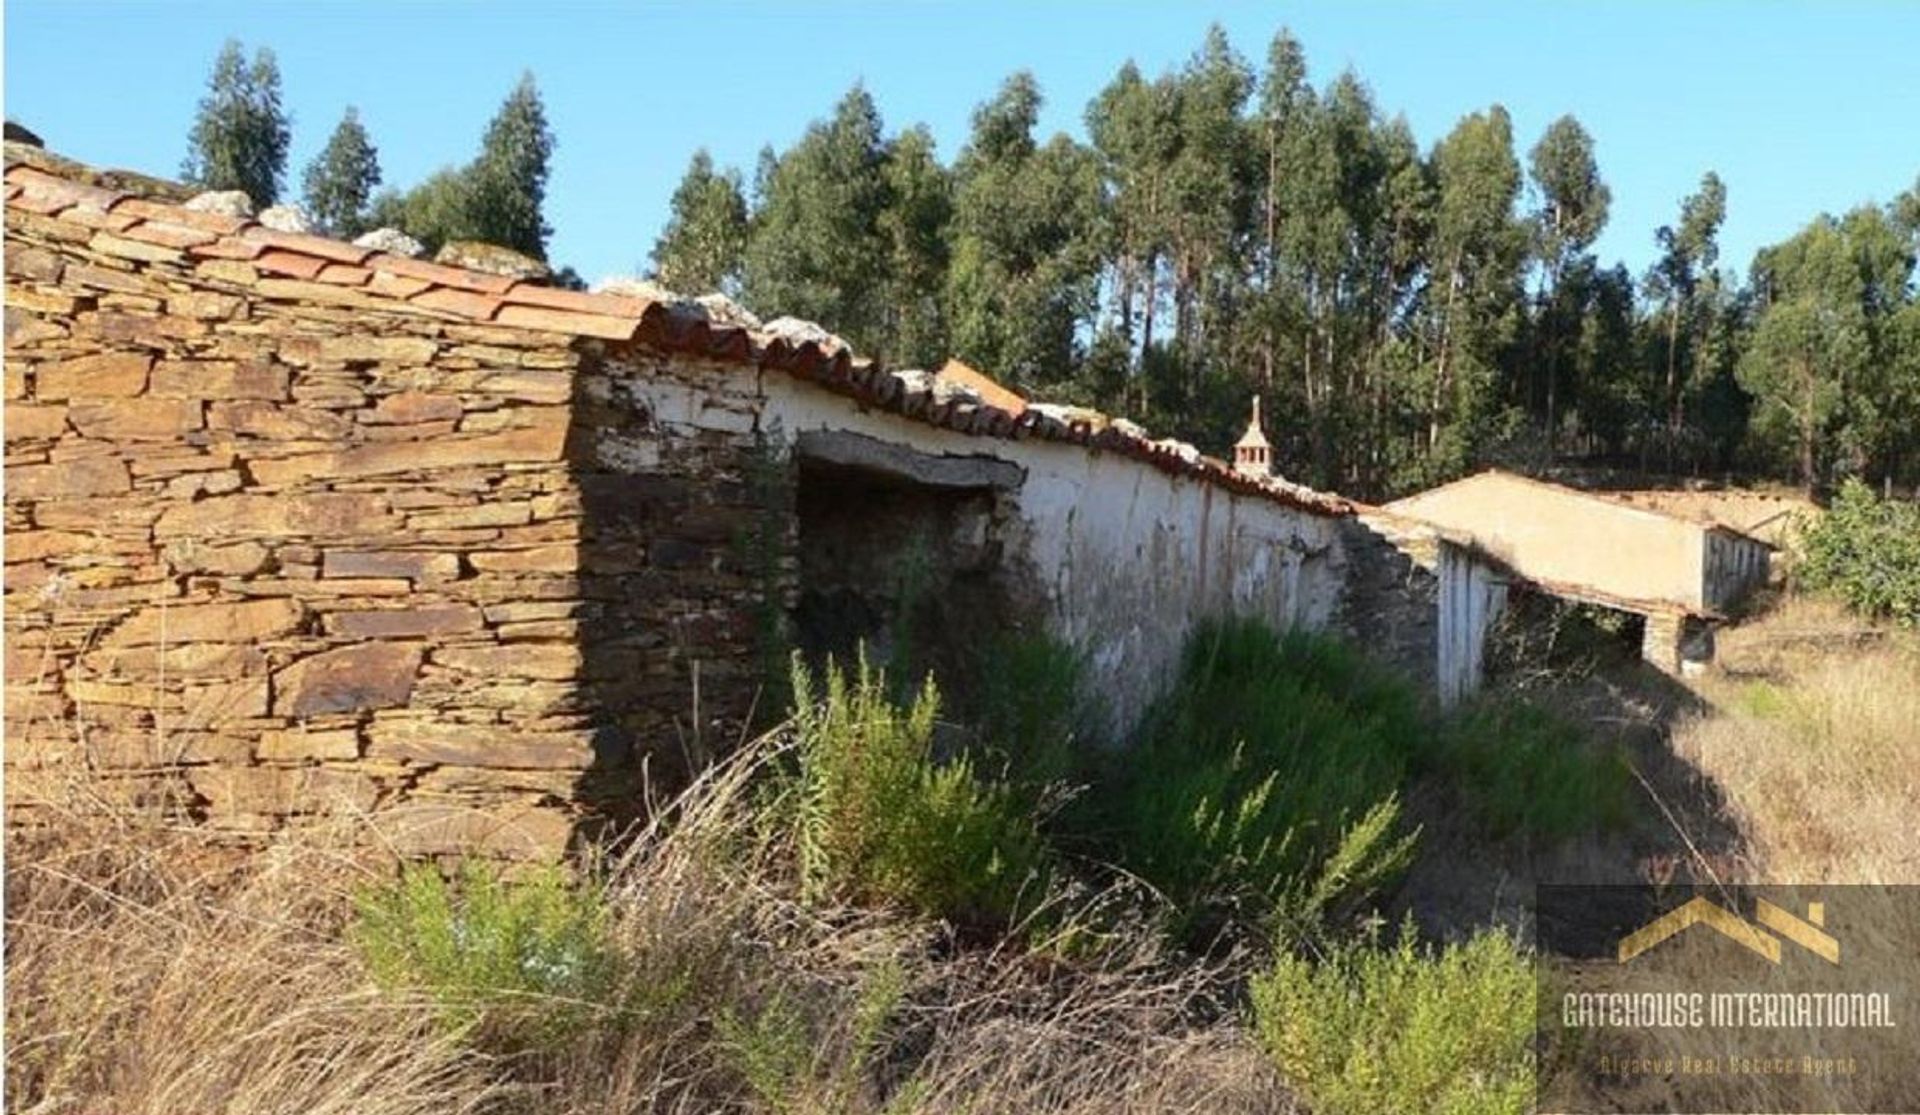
left=351, top=227, right=426, bottom=258
left=693, top=292, right=761, bottom=331
left=435, top=240, right=552, bottom=282
left=1027, top=402, right=1105, bottom=427
left=1154, top=438, right=1203, bottom=465
left=932, top=378, right=983, bottom=406
left=1109, top=417, right=1148, bottom=440
left=760, top=316, right=848, bottom=355
left=257, top=203, right=313, bottom=234
left=183, top=189, right=254, bottom=218
left=891, top=369, right=934, bottom=394
left=594, top=276, right=682, bottom=303
left=899, top=367, right=991, bottom=407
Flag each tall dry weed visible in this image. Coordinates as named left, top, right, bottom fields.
left=1676, top=598, right=1920, bottom=884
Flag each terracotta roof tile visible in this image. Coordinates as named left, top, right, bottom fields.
left=241, top=227, right=375, bottom=265
left=114, top=198, right=246, bottom=235
left=189, top=236, right=267, bottom=261
left=59, top=206, right=141, bottom=232
left=365, top=271, right=433, bottom=300
left=500, top=283, right=651, bottom=318
left=119, top=219, right=221, bottom=249
left=316, top=263, right=374, bottom=286
left=409, top=286, right=505, bottom=320
left=494, top=302, right=640, bottom=341
left=253, top=249, right=329, bottom=280
left=10, top=169, right=125, bottom=214
left=374, top=255, right=516, bottom=294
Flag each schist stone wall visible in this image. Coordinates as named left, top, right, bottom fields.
left=3, top=156, right=1362, bottom=859
left=4, top=223, right=774, bottom=859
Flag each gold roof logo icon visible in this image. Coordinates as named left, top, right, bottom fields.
left=1618, top=897, right=1838, bottom=965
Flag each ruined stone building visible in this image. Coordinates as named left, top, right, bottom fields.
left=2, top=146, right=1397, bottom=858
left=4, top=144, right=1763, bottom=859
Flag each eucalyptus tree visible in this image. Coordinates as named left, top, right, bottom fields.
left=183, top=40, right=291, bottom=205
left=1423, top=105, right=1525, bottom=476
left=946, top=73, right=1103, bottom=393
left=652, top=149, right=749, bottom=294
left=302, top=107, right=382, bottom=238
left=1525, top=115, right=1611, bottom=454
left=1646, top=172, right=1727, bottom=458
left=879, top=125, right=954, bottom=368
left=743, top=84, right=894, bottom=354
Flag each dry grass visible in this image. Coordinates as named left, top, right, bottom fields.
left=5, top=737, right=1295, bottom=1115
left=1676, top=594, right=1920, bottom=884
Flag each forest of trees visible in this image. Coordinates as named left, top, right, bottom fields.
left=181, top=29, right=1919, bottom=500
left=646, top=27, right=1919, bottom=500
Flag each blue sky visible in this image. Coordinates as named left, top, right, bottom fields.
left=6, top=2, right=1917, bottom=287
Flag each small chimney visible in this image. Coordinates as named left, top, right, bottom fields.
left=1234, top=395, right=1272, bottom=478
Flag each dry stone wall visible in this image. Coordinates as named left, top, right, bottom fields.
left=3, top=209, right=770, bottom=859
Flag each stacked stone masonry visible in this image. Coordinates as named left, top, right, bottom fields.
left=4, top=180, right=779, bottom=860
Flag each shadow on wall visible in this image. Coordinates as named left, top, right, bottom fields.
left=565, top=348, right=792, bottom=844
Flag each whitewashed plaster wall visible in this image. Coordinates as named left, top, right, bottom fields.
left=623, top=358, right=1349, bottom=735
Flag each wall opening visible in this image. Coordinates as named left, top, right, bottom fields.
left=789, top=432, right=1027, bottom=701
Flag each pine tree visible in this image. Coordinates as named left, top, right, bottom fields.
left=302, top=107, right=382, bottom=238
left=466, top=73, right=555, bottom=258
left=651, top=150, right=749, bottom=294
left=182, top=40, right=291, bottom=205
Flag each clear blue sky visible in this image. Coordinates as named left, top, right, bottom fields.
left=6, top=2, right=1917, bottom=287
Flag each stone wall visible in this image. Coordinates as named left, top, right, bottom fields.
left=3, top=210, right=770, bottom=858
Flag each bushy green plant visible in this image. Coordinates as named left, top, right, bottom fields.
left=961, top=632, right=1087, bottom=797
left=350, top=860, right=616, bottom=1051
left=1251, top=921, right=1535, bottom=1115
left=1099, top=620, right=1420, bottom=940
left=787, top=653, right=1047, bottom=928
left=718, top=960, right=912, bottom=1114
left=1431, top=698, right=1634, bottom=841
left=1799, top=479, right=1920, bottom=626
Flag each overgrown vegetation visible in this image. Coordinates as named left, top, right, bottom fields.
left=1796, top=479, right=1920, bottom=626
left=9, top=618, right=1676, bottom=1112
left=351, top=861, right=618, bottom=1052
left=1250, top=921, right=1535, bottom=1115
left=781, top=653, right=1048, bottom=929
left=1093, top=620, right=1421, bottom=942
left=1430, top=697, right=1634, bottom=841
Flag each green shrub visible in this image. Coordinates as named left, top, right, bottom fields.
left=718, top=960, right=911, bottom=1114
left=1098, top=620, right=1420, bottom=940
left=1799, top=479, right=1920, bottom=626
left=786, top=652, right=1047, bottom=929
left=350, top=860, right=616, bottom=1051
left=1431, top=698, right=1634, bottom=841
left=1251, top=921, right=1535, bottom=1115
left=961, top=632, right=1087, bottom=798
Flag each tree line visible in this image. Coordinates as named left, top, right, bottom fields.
left=181, top=32, right=1919, bottom=498
left=182, top=40, right=554, bottom=262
